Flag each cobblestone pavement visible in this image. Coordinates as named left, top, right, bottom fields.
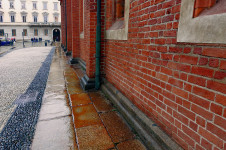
left=0, top=47, right=54, bottom=149
left=0, top=46, right=53, bottom=133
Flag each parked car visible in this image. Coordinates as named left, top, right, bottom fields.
left=0, top=39, right=13, bottom=46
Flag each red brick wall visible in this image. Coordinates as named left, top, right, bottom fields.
left=103, top=1, right=226, bottom=150
left=66, top=0, right=72, bottom=51
left=79, top=0, right=84, bottom=33
left=71, top=0, right=80, bottom=58
left=81, top=0, right=105, bottom=78
left=62, top=0, right=226, bottom=149
left=60, top=0, right=65, bottom=46
left=79, top=0, right=87, bottom=64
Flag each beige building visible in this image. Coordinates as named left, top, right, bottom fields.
left=0, top=0, right=61, bottom=41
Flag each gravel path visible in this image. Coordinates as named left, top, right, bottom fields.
left=0, top=47, right=54, bottom=149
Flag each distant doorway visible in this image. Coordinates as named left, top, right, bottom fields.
left=53, top=29, right=60, bottom=42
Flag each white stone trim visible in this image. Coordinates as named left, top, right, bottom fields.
left=105, top=0, right=129, bottom=41
left=80, top=31, right=84, bottom=39
left=177, top=0, right=226, bottom=44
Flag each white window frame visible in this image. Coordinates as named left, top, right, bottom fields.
left=23, top=29, right=27, bottom=36
left=43, top=2, right=47, bottom=10
left=0, top=29, right=4, bottom=36
left=43, top=15, right=48, bottom=23
left=0, top=15, right=3, bottom=22
left=178, top=0, right=226, bottom=44
left=12, top=29, right=16, bottom=36
left=105, top=0, right=129, bottom=40
left=21, top=1, right=26, bottom=9
left=54, top=2, right=58, bottom=11
left=34, top=29, right=38, bottom=36
left=0, top=12, right=3, bottom=22
left=22, top=15, right=26, bottom=22
left=11, top=15, right=15, bottom=22
left=33, top=2, right=37, bottom=10
left=33, top=16, right=37, bottom=22
left=44, top=29, right=48, bottom=36
left=54, top=16, right=58, bottom=22
left=9, top=1, right=14, bottom=9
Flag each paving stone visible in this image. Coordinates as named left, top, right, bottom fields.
left=100, top=111, right=135, bottom=143
left=48, top=73, right=64, bottom=81
left=47, top=79, right=65, bottom=86
left=38, top=93, right=71, bottom=120
left=76, top=124, right=114, bottom=150
left=72, top=104, right=102, bottom=128
left=91, top=94, right=114, bottom=112
left=65, top=74, right=79, bottom=83
left=66, top=83, right=83, bottom=94
left=69, top=93, right=92, bottom=107
left=89, top=92, right=103, bottom=100
left=64, top=69, right=77, bottom=76
left=32, top=116, right=78, bottom=150
left=45, top=85, right=65, bottom=94
left=116, top=139, right=147, bottom=150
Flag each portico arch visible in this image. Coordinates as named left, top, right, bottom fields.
left=53, top=28, right=60, bottom=41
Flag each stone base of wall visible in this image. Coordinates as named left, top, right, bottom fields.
left=101, top=78, right=183, bottom=150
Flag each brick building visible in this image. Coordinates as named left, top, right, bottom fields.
left=59, top=0, right=226, bottom=149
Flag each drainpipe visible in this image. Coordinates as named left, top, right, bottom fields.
left=95, top=0, right=101, bottom=90
left=64, top=0, right=67, bottom=51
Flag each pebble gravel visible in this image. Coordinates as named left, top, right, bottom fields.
left=0, top=47, right=55, bottom=149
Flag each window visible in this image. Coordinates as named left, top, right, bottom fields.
left=21, top=1, right=26, bottom=9
left=9, top=1, right=14, bottom=9
left=11, top=15, right=15, bottom=22
left=114, top=0, right=125, bottom=20
left=0, top=1, right=2, bottom=8
left=22, top=16, right=26, bottom=22
left=43, top=2, right=47, bottom=10
left=54, top=2, right=58, bottom=10
left=12, top=29, right=16, bottom=36
left=0, top=12, right=3, bottom=22
left=106, top=0, right=129, bottom=40
left=34, top=29, right=38, bottom=36
left=53, top=13, right=59, bottom=23
left=178, top=0, right=226, bottom=44
left=0, top=29, right=4, bottom=36
left=33, top=2, right=37, bottom=9
left=44, top=29, right=48, bottom=36
left=34, top=16, right=37, bottom=22
left=43, top=15, right=48, bottom=23
left=54, top=16, right=58, bottom=22
left=23, top=29, right=27, bottom=36
left=0, top=15, right=2, bottom=22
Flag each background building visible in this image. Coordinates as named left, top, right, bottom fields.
left=0, top=0, right=61, bottom=41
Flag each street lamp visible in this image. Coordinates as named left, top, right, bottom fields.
left=22, top=32, right=25, bottom=48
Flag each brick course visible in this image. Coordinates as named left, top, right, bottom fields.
left=60, top=0, right=226, bottom=149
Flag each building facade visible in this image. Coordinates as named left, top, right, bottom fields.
left=0, top=0, right=61, bottom=41
left=60, top=0, right=226, bottom=150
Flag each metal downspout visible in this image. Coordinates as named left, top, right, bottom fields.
left=65, top=0, right=67, bottom=51
left=95, top=0, right=101, bottom=90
